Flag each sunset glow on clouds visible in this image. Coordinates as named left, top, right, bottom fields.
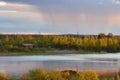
left=0, top=1, right=45, bottom=32
left=0, top=0, right=120, bottom=34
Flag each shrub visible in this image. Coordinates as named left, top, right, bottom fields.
left=0, top=72, right=13, bottom=80
left=20, top=68, right=46, bottom=80
left=83, top=70, right=99, bottom=80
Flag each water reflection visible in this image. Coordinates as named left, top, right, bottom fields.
left=0, top=53, right=119, bottom=77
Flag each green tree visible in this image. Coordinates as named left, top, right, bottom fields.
left=98, top=33, right=106, bottom=39
left=107, top=33, right=114, bottom=39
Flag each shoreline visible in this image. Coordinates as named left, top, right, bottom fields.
left=0, top=50, right=106, bottom=56
left=81, top=70, right=118, bottom=75
left=59, top=69, right=118, bottom=75
left=5, top=69, right=120, bottom=78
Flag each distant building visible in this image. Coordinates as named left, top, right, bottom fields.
left=22, top=44, right=34, bottom=49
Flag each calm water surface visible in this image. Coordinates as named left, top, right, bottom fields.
left=0, top=53, right=120, bottom=77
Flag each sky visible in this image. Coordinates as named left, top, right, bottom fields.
left=0, top=0, right=120, bottom=34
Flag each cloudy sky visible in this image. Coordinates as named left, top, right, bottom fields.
left=0, top=0, right=120, bottom=34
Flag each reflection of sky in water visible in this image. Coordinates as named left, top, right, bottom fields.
left=0, top=56, right=85, bottom=62
left=0, top=53, right=119, bottom=77
left=0, top=53, right=120, bottom=62
left=66, top=53, right=120, bottom=59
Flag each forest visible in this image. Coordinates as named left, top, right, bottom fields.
left=0, top=33, right=120, bottom=53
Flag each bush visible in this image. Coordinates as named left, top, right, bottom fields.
left=0, top=72, right=13, bottom=80
left=20, top=68, right=46, bottom=80
left=83, top=70, right=99, bottom=80
left=45, top=70, right=66, bottom=80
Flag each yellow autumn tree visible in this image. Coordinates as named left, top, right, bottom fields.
left=83, top=70, right=99, bottom=80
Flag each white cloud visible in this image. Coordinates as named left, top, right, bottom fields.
left=112, top=0, right=120, bottom=4
left=0, top=10, right=17, bottom=13
left=0, top=1, right=7, bottom=6
left=0, top=1, right=42, bottom=20
left=0, top=1, right=38, bottom=12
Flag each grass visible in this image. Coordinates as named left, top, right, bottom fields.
left=0, top=50, right=97, bottom=56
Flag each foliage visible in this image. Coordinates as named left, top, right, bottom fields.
left=0, top=72, right=13, bottom=80
left=20, top=68, right=46, bottom=80
left=0, top=33, right=120, bottom=53
left=0, top=68, right=120, bottom=80
left=45, top=70, right=66, bottom=80
left=82, top=70, right=99, bottom=80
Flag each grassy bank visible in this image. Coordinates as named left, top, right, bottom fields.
left=0, top=50, right=97, bottom=56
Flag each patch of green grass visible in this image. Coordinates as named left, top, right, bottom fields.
left=0, top=50, right=97, bottom=56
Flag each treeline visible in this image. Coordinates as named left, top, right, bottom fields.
left=0, top=33, right=120, bottom=52
left=0, top=68, right=120, bottom=80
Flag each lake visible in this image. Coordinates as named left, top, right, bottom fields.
left=0, top=53, right=120, bottom=77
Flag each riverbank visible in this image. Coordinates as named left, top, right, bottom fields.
left=0, top=50, right=98, bottom=56
left=0, top=68, right=119, bottom=80
left=81, top=70, right=118, bottom=75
